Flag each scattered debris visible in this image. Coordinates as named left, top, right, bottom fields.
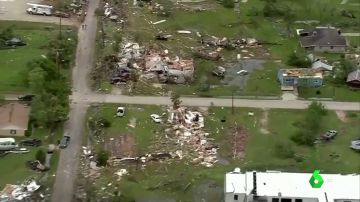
left=156, top=33, right=172, bottom=40
left=0, top=180, right=40, bottom=201
left=152, top=19, right=166, bottom=25
left=177, top=30, right=192, bottom=34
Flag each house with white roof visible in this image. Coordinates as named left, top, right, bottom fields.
left=225, top=168, right=360, bottom=202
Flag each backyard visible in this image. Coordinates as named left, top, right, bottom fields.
left=77, top=103, right=360, bottom=201
left=0, top=127, right=63, bottom=189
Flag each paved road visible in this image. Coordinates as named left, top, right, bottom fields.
left=51, top=0, right=98, bottom=201
left=0, top=0, right=73, bottom=25
left=71, top=93, right=360, bottom=111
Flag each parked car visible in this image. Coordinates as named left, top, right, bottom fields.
left=59, top=135, right=71, bottom=149
left=20, top=138, right=42, bottom=147
left=54, top=11, right=70, bottom=18
left=322, top=130, right=338, bottom=140
left=237, top=70, right=248, bottom=76
left=116, top=107, right=125, bottom=117
left=212, top=66, right=226, bottom=78
left=350, top=139, right=360, bottom=151
left=150, top=114, right=162, bottom=123
left=18, top=94, right=35, bottom=101
left=5, top=38, right=26, bottom=47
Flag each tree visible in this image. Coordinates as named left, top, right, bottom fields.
left=170, top=92, right=182, bottom=109
left=263, top=0, right=284, bottom=17
left=28, top=67, right=46, bottom=93
left=35, top=149, right=46, bottom=164
left=97, top=149, right=110, bottom=167
left=291, top=101, right=327, bottom=146
left=222, top=0, right=234, bottom=8
left=287, top=52, right=311, bottom=68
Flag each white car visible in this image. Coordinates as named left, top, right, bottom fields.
left=150, top=114, right=162, bottom=123
left=237, top=70, right=248, bottom=75
left=116, top=107, right=125, bottom=117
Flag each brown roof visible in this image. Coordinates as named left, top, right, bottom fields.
left=299, top=27, right=346, bottom=47
left=0, top=103, right=30, bottom=130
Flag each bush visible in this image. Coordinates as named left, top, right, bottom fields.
left=286, top=52, right=311, bottom=68
left=274, top=142, right=295, bottom=159
left=96, top=149, right=110, bottom=167
left=35, top=149, right=46, bottom=164
left=97, top=117, right=111, bottom=128
left=222, top=0, right=234, bottom=8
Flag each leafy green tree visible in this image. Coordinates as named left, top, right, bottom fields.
left=35, top=149, right=46, bottom=164
left=291, top=101, right=327, bottom=146
left=222, top=0, right=234, bottom=8
left=287, top=52, right=311, bottom=68
left=274, top=142, right=295, bottom=159
left=28, top=67, right=46, bottom=93
left=0, top=27, right=14, bottom=40
left=170, top=92, right=182, bottom=109
left=97, top=149, right=110, bottom=167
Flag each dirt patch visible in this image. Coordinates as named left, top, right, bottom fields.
left=335, top=110, right=348, bottom=123
left=106, top=134, right=137, bottom=158
left=260, top=110, right=270, bottom=134
left=232, top=127, right=248, bottom=160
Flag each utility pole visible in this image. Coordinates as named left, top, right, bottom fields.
left=232, top=91, right=234, bottom=115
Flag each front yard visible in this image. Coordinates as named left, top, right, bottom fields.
left=0, top=21, right=59, bottom=92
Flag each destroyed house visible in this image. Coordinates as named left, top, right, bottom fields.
left=298, top=27, right=346, bottom=53
left=225, top=168, right=360, bottom=202
left=346, top=69, right=360, bottom=88
left=278, top=68, right=323, bottom=88
left=144, top=52, right=194, bottom=84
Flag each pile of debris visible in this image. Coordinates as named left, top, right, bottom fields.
left=110, top=41, right=194, bottom=84
left=166, top=107, right=218, bottom=167
left=200, top=35, right=261, bottom=49
left=0, top=180, right=41, bottom=201
left=103, top=2, right=126, bottom=23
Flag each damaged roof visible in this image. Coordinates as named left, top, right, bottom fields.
left=299, top=27, right=346, bottom=47
left=280, top=68, right=323, bottom=78
left=347, top=69, right=360, bottom=82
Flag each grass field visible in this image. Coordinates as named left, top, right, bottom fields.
left=0, top=21, right=61, bottom=92
left=83, top=104, right=360, bottom=200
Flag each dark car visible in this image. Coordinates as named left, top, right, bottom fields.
left=59, top=135, right=71, bottom=149
left=5, top=38, right=26, bottom=47
left=20, top=138, right=42, bottom=147
left=54, top=11, right=70, bottom=18
left=18, top=94, right=35, bottom=101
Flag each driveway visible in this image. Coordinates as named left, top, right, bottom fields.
left=0, top=0, right=73, bottom=25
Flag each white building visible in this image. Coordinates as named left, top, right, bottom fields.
left=225, top=168, right=360, bottom=202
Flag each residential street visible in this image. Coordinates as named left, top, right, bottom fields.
left=71, top=92, right=360, bottom=111
left=51, top=0, right=98, bottom=201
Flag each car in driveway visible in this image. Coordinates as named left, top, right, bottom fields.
left=18, top=94, right=35, bottom=101
left=20, top=138, right=42, bottom=147
left=59, top=135, right=71, bottom=149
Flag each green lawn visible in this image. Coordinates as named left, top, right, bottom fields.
left=0, top=21, right=59, bottom=92
left=298, top=84, right=360, bottom=101
left=82, top=104, right=360, bottom=200
left=0, top=127, right=62, bottom=189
